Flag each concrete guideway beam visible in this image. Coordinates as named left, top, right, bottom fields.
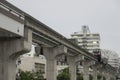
left=74, top=54, right=84, bottom=63
left=54, top=45, right=68, bottom=57
left=0, top=28, right=32, bottom=80
left=35, top=45, right=68, bottom=57
left=0, top=1, right=25, bottom=37
left=25, top=16, right=97, bottom=61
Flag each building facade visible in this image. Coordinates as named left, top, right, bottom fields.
left=71, top=25, right=100, bottom=53
left=17, top=55, right=46, bottom=78
left=16, top=45, right=47, bottom=78
left=101, top=49, right=119, bottom=68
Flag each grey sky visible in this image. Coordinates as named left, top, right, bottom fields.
left=7, top=0, right=120, bottom=54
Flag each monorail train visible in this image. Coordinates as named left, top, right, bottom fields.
left=93, top=49, right=101, bottom=62
left=93, top=49, right=108, bottom=64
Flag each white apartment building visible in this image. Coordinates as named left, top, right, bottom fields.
left=71, top=26, right=100, bottom=53
left=17, top=56, right=46, bottom=72
left=70, top=26, right=100, bottom=74
left=17, top=55, right=46, bottom=78
left=16, top=45, right=47, bottom=78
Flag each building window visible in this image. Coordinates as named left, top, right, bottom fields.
left=35, top=63, right=45, bottom=73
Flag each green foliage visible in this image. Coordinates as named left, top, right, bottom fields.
left=19, top=70, right=44, bottom=80
left=76, top=66, right=83, bottom=80
left=34, top=70, right=44, bottom=80
left=57, top=68, right=70, bottom=80
left=20, top=71, right=34, bottom=80
left=110, top=77, right=115, bottom=80
left=103, top=76, right=106, bottom=80
left=89, top=74, right=93, bottom=80
left=57, top=72, right=70, bottom=80
left=62, top=67, right=69, bottom=73
left=77, top=73, right=83, bottom=80
left=97, top=74, right=102, bottom=80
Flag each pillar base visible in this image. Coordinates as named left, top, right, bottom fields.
left=0, top=59, right=16, bottom=80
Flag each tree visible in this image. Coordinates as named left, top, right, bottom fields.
left=89, top=74, right=93, bottom=80
left=77, top=73, right=83, bottom=80
left=110, top=77, right=115, bottom=80
left=34, top=70, right=44, bottom=80
left=103, top=76, right=106, bottom=80
left=18, top=70, right=44, bottom=80
left=57, top=68, right=70, bottom=80
left=97, top=74, right=102, bottom=80
left=20, top=71, right=34, bottom=80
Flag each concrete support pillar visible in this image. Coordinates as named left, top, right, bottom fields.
left=110, top=74, right=116, bottom=80
left=83, top=60, right=89, bottom=80
left=67, top=56, right=76, bottom=80
left=110, top=74, right=113, bottom=80
left=107, top=70, right=115, bottom=80
left=0, top=28, right=32, bottom=80
left=44, top=47, right=57, bottom=80
left=108, top=68, right=117, bottom=80
left=0, top=40, right=31, bottom=80
left=105, top=73, right=110, bottom=80
left=0, top=56, right=16, bottom=80
left=99, top=69, right=103, bottom=80
left=93, top=66, right=97, bottom=80
left=42, top=45, right=68, bottom=80
left=112, top=72, right=117, bottom=80
left=104, top=69, right=111, bottom=80
left=101, top=72, right=105, bottom=80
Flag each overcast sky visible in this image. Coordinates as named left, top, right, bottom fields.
left=7, top=0, right=120, bottom=55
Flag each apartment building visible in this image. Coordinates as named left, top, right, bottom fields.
left=71, top=25, right=100, bottom=53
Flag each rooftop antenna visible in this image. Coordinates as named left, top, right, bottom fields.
left=82, top=25, right=90, bottom=35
